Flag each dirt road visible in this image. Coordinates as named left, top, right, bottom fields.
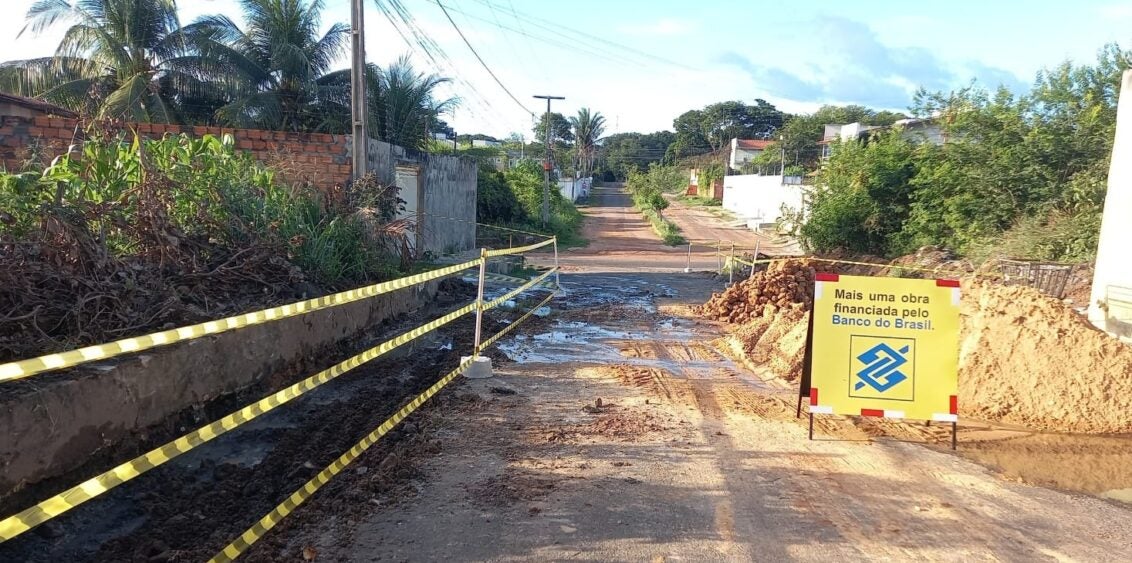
left=551, top=186, right=795, bottom=273
left=280, top=190, right=1132, bottom=561
left=662, top=195, right=803, bottom=256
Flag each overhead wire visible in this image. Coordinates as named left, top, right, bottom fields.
left=435, top=0, right=535, bottom=118
left=374, top=0, right=518, bottom=134
left=467, top=0, right=695, bottom=71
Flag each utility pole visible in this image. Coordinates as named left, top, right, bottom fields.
left=349, top=0, right=367, bottom=180
left=534, top=94, right=565, bottom=226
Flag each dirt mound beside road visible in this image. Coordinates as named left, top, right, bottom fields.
left=699, top=257, right=1132, bottom=434
left=960, top=280, right=1132, bottom=433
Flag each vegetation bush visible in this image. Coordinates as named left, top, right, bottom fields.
left=801, top=44, right=1127, bottom=262
left=626, top=164, right=685, bottom=246
left=474, top=160, right=585, bottom=246
left=0, top=129, right=395, bottom=285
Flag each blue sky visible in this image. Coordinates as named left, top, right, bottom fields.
left=3, top=0, right=1131, bottom=137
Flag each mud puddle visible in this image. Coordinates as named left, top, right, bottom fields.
left=961, top=431, right=1132, bottom=505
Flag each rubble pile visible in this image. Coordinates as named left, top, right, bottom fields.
left=699, top=259, right=818, bottom=324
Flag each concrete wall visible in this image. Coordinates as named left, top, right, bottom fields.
left=365, top=139, right=477, bottom=256
left=1089, top=69, right=1132, bottom=341
left=0, top=282, right=439, bottom=497
left=558, top=177, right=592, bottom=202
left=422, top=154, right=477, bottom=254
left=722, top=174, right=804, bottom=230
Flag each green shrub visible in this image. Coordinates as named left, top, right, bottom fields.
left=2, top=131, right=393, bottom=285
left=476, top=165, right=525, bottom=225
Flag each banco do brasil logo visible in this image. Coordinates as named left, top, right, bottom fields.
left=850, top=336, right=915, bottom=401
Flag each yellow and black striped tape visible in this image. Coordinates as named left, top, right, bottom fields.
left=471, top=272, right=557, bottom=289
left=417, top=210, right=553, bottom=239
left=210, top=283, right=557, bottom=561
left=0, top=302, right=478, bottom=542
left=485, top=237, right=556, bottom=258
left=209, top=357, right=477, bottom=562
left=0, top=259, right=482, bottom=384
left=724, top=255, right=974, bottom=278
left=481, top=291, right=558, bottom=350
left=483, top=268, right=558, bottom=312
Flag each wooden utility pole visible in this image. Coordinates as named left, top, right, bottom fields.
left=534, top=95, right=565, bottom=226
left=350, top=0, right=367, bottom=180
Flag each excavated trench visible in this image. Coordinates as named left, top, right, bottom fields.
left=0, top=279, right=529, bottom=562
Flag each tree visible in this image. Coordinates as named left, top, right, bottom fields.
left=569, top=107, right=606, bottom=178
left=533, top=111, right=573, bottom=146
left=671, top=100, right=786, bottom=157
left=311, top=57, right=456, bottom=149
left=0, top=0, right=220, bottom=122
left=185, top=0, right=348, bottom=131
left=598, top=131, right=675, bottom=179
left=802, top=130, right=918, bottom=255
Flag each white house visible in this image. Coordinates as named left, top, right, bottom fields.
left=820, top=119, right=945, bottom=160
left=721, top=174, right=805, bottom=232
left=729, top=138, right=774, bottom=171
left=472, top=139, right=502, bottom=148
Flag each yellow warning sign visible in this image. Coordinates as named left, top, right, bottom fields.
left=809, top=274, right=960, bottom=421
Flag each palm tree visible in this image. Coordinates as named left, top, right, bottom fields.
left=0, top=0, right=222, bottom=122
left=186, top=0, right=348, bottom=131
left=570, top=108, right=606, bottom=178
left=318, top=56, right=457, bottom=150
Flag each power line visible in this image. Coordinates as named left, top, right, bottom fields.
left=468, top=0, right=694, bottom=71
left=436, top=0, right=534, bottom=118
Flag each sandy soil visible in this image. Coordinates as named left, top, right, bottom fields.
left=291, top=272, right=1132, bottom=562
left=663, top=195, right=803, bottom=256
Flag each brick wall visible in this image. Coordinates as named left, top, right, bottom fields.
left=0, top=115, right=352, bottom=188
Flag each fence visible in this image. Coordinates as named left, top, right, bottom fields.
left=0, top=234, right=561, bottom=560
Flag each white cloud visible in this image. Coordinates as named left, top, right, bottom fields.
left=618, top=18, right=698, bottom=37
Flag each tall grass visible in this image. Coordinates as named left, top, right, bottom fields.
left=0, top=130, right=394, bottom=285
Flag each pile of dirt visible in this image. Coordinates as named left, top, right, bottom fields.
left=959, top=280, right=1132, bottom=433
left=698, top=255, right=1132, bottom=433
left=730, top=306, right=811, bottom=382
left=699, top=260, right=817, bottom=382
left=699, top=259, right=817, bottom=323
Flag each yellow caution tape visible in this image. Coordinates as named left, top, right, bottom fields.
left=483, top=268, right=558, bottom=312
left=210, top=277, right=558, bottom=562
left=485, top=237, right=556, bottom=258
left=415, top=210, right=554, bottom=239
left=0, top=259, right=483, bottom=384
left=480, top=291, right=557, bottom=350
left=724, top=255, right=976, bottom=279
left=209, top=357, right=476, bottom=563
left=474, top=272, right=557, bottom=289
left=0, top=302, right=477, bottom=542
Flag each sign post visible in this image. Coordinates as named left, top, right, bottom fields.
left=803, top=274, right=962, bottom=448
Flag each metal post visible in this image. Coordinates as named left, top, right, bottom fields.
left=473, top=248, right=488, bottom=356
left=728, top=243, right=736, bottom=285
left=808, top=412, right=814, bottom=440
left=552, top=236, right=561, bottom=289
left=349, top=0, right=368, bottom=180
left=716, top=240, right=722, bottom=273
left=750, top=240, right=761, bottom=279
left=534, top=95, right=565, bottom=226
left=951, top=421, right=958, bottom=450
left=685, top=242, right=692, bottom=272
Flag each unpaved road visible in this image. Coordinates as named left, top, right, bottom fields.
left=553, top=186, right=795, bottom=273
left=283, top=188, right=1132, bottom=561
